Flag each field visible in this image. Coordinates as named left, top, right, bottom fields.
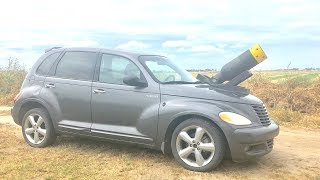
left=0, top=62, right=320, bottom=179
left=0, top=118, right=319, bottom=179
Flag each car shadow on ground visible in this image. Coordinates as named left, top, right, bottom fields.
left=53, top=134, right=267, bottom=173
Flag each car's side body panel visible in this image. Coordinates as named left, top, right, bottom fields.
left=156, top=93, right=259, bottom=148
left=11, top=49, right=65, bottom=126
left=38, top=50, right=99, bottom=134
left=90, top=82, right=160, bottom=145
left=90, top=51, right=161, bottom=145
left=43, top=77, right=93, bottom=134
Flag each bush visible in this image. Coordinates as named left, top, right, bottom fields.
left=245, top=73, right=320, bottom=114
left=0, top=58, right=27, bottom=105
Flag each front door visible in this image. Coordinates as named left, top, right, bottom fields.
left=91, top=54, right=160, bottom=145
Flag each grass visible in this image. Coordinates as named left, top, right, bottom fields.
left=259, top=71, right=320, bottom=84
left=1, top=124, right=319, bottom=179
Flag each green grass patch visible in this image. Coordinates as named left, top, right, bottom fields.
left=290, top=73, right=320, bottom=84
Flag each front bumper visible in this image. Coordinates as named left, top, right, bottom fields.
left=228, top=122, right=279, bottom=162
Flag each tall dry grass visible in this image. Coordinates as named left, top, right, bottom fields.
left=243, top=72, right=320, bottom=128
left=0, top=58, right=27, bottom=106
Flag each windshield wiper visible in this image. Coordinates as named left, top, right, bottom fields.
left=162, top=81, right=203, bottom=84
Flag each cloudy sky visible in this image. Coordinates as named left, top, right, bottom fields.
left=0, top=0, right=319, bottom=70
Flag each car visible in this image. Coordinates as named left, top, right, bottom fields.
left=12, top=46, right=279, bottom=172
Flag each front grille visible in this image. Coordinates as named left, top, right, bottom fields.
left=252, top=104, right=271, bottom=126
left=267, top=139, right=274, bottom=148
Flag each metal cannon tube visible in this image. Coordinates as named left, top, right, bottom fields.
left=213, top=44, right=267, bottom=84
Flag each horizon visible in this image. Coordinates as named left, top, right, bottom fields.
left=0, top=0, right=319, bottom=70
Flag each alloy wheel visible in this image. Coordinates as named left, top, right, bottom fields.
left=176, top=125, right=215, bottom=167
left=23, top=113, right=47, bottom=145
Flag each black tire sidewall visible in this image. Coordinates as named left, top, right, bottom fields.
left=171, top=118, right=226, bottom=172
left=21, top=108, right=56, bottom=148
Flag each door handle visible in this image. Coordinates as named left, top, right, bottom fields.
left=45, top=83, right=55, bottom=88
left=93, top=89, right=106, bottom=94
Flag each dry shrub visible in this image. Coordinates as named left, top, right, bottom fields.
left=269, top=108, right=320, bottom=129
left=245, top=73, right=320, bottom=114
left=243, top=72, right=320, bottom=128
left=0, top=58, right=27, bottom=106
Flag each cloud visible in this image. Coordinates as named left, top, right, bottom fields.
left=191, top=45, right=223, bottom=53
left=162, top=38, right=224, bottom=53
left=0, top=31, right=100, bottom=48
left=162, top=40, right=190, bottom=48
left=0, top=0, right=319, bottom=69
left=278, top=4, right=319, bottom=15
left=115, top=41, right=151, bottom=51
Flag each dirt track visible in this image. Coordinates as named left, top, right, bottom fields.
left=0, top=114, right=320, bottom=179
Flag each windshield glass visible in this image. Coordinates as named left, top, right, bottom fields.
left=139, top=56, right=197, bottom=83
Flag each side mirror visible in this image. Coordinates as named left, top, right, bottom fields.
left=123, top=75, right=148, bottom=87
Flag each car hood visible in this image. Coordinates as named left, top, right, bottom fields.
left=160, top=84, right=262, bottom=105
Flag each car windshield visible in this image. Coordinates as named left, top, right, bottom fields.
left=139, top=56, right=198, bottom=84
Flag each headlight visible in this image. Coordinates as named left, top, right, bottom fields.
left=219, top=112, right=252, bottom=125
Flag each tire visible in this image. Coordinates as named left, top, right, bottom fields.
left=171, top=118, right=226, bottom=172
left=21, top=108, right=56, bottom=148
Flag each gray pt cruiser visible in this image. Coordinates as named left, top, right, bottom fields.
left=12, top=45, right=279, bottom=172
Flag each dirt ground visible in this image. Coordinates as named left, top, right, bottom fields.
left=1, top=114, right=320, bottom=179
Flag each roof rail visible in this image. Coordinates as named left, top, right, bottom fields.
left=45, top=47, right=62, bottom=53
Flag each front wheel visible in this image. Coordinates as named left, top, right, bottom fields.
left=21, top=108, right=56, bottom=148
left=171, top=118, right=226, bottom=171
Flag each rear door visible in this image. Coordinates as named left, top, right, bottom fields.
left=91, top=53, right=160, bottom=145
left=44, top=51, right=98, bottom=134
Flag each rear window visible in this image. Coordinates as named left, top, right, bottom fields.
left=36, top=52, right=61, bottom=76
left=55, top=51, right=97, bottom=81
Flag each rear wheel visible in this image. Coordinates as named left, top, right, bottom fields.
left=171, top=118, right=226, bottom=171
left=22, top=108, right=56, bottom=147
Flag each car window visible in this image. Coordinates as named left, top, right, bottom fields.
left=36, top=52, right=61, bottom=76
left=139, top=56, right=196, bottom=83
left=145, top=61, right=182, bottom=82
left=99, top=54, right=142, bottom=85
left=55, top=51, right=97, bottom=81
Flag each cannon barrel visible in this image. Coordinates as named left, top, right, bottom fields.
left=213, top=44, right=267, bottom=84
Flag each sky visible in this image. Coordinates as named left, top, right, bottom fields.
left=0, top=0, right=319, bottom=70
